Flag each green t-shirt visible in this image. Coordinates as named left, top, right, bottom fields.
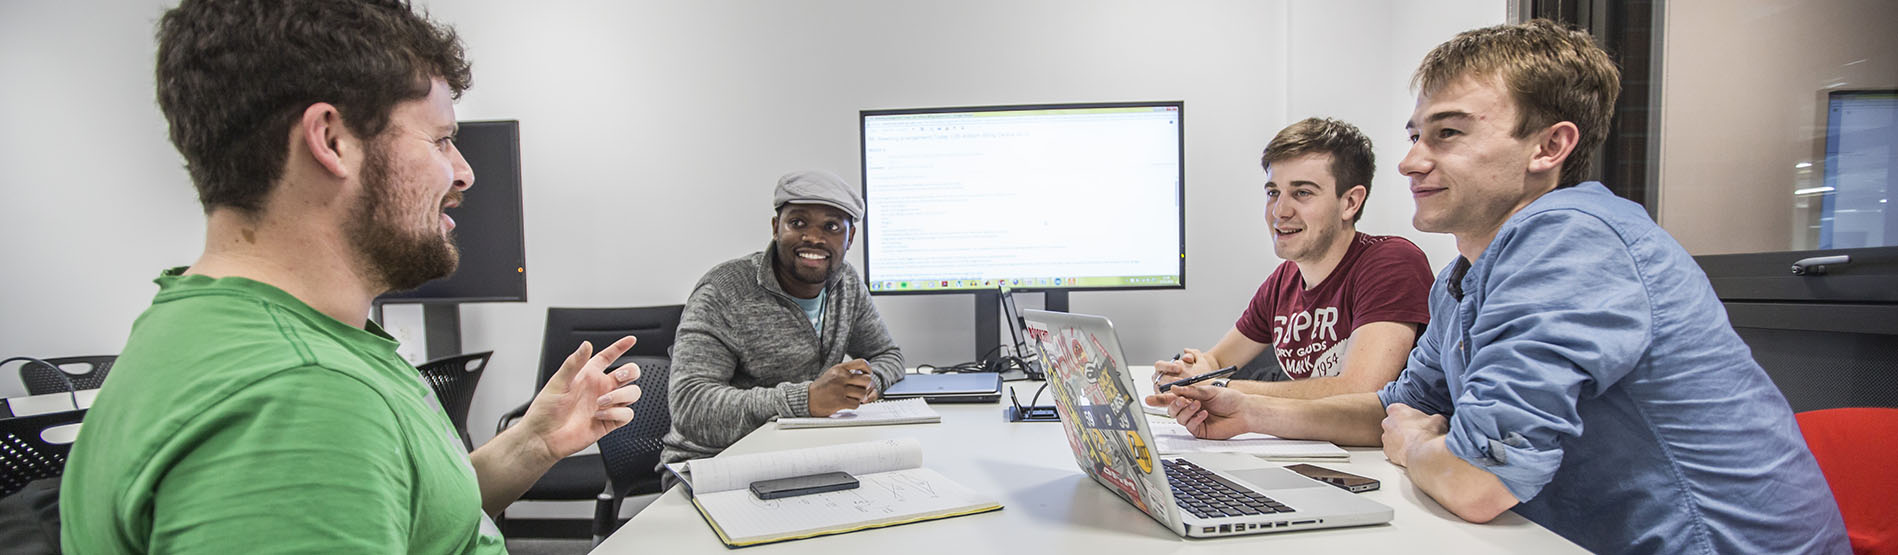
left=60, top=269, right=506, bottom=554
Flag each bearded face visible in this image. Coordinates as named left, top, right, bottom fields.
left=347, top=137, right=461, bottom=292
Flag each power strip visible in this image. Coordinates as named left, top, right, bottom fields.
left=1004, top=405, right=1059, bottom=422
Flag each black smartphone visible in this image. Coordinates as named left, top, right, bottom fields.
left=748, top=471, right=860, bottom=500
left=1284, top=464, right=1380, bottom=493
left=1156, top=365, right=1239, bottom=393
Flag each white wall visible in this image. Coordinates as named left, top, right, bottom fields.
left=1, top=0, right=198, bottom=379
left=0, top=1, right=1500, bottom=450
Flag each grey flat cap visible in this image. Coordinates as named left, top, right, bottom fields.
left=773, top=170, right=863, bottom=221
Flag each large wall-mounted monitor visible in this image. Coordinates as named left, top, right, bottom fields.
left=859, top=102, right=1185, bottom=295
left=379, top=119, right=528, bottom=304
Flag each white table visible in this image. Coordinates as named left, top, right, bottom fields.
left=593, top=368, right=1582, bottom=554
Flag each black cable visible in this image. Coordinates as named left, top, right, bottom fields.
left=1002, top=335, right=1048, bottom=381
left=977, top=342, right=1005, bottom=363
left=918, top=339, right=1049, bottom=381
left=912, top=361, right=986, bottom=375
left=1007, top=382, right=1057, bottom=421
left=3, top=356, right=80, bottom=409
left=915, top=342, right=1013, bottom=375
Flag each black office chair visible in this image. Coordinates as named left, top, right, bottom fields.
left=494, top=305, right=684, bottom=540
left=415, top=351, right=493, bottom=451
left=0, top=408, right=84, bottom=554
left=18, top=356, right=115, bottom=395
left=594, top=355, right=673, bottom=540
left=0, top=408, right=86, bottom=499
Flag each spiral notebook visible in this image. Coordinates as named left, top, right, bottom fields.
left=665, top=438, right=1002, bottom=547
left=776, top=398, right=941, bottom=429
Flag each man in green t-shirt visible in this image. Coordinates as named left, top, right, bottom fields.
left=59, top=1, right=646, bottom=553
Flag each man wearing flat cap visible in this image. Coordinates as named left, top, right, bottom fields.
left=660, top=170, right=906, bottom=464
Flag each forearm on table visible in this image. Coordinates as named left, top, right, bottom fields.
left=1404, top=435, right=1519, bottom=523
left=1250, top=392, right=1386, bottom=447
left=1234, top=376, right=1371, bottom=399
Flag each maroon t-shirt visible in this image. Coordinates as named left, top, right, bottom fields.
left=1235, top=233, right=1432, bottom=380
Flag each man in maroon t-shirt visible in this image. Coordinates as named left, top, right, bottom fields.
left=1152, top=118, right=1433, bottom=399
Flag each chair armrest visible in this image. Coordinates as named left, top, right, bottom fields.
left=494, top=401, right=530, bottom=435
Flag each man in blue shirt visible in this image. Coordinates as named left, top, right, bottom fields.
left=1149, top=20, right=1848, bottom=553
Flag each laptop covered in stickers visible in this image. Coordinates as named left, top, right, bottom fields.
left=1019, top=309, right=1391, bottom=538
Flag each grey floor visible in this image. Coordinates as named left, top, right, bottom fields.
left=506, top=538, right=593, bottom=555
left=502, top=492, right=660, bottom=554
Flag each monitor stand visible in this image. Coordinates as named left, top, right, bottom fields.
left=369, top=303, right=463, bottom=363
left=422, top=304, right=463, bottom=360
left=975, top=289, right=1066, bottom=364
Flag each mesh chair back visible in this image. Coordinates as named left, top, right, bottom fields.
left=19, top=356, right=116, bottom=395
left=1, top=409, right=86, bottom=498
left=597, top=355, right=673, bottom=497
left=504, top=305, right=684, bottom=536
left=415, top=351, right=494, bottom=450
left=536, top=306, right=684, bottom=390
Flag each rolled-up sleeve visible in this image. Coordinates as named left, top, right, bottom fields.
left=1441, top=210, right=1653, bottom=502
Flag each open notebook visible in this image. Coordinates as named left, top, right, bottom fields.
left=776, top=398, right=941, bottom=429
left=665, top=438, right=1002, bottom=547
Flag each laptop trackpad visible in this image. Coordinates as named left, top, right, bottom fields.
left=1227, top=467, right=1329, bottom=490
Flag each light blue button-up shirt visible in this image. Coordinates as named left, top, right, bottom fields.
left=1378, top=183, right=1848, bottom=553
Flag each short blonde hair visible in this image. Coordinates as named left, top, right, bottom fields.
left=1414, top=19, right=1620, bottom=188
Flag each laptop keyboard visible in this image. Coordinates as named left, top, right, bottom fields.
left=1164, top=459, right=1294, bottom=519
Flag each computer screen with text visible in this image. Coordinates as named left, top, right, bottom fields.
left=1820, top=90, right=1896, bottom=249
left=860, top=102, right=1185, bottom=294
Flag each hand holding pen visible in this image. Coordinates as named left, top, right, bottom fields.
left=1153, top=349, right=1206, bottom=384
left=1157, top=365, right=1238, bottom=393
left=810, top=360, right=875, bottom=416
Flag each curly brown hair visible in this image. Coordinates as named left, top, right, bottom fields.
left=1260, top=117, right=1376, bottom=223
left=156, top=0, right=472, bottom=213
left=1413, top=19, right=1620, bottom=188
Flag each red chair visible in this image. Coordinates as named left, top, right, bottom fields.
left=1798, top=408, right=1898, bottom=555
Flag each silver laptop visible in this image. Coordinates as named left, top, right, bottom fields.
left=881, top=372, right=1002, bottom=403
left=1019, top=309, right=1392, bottom=538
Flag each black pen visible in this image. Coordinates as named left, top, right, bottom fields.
left=1157, top=365, right=1238, bottom=393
